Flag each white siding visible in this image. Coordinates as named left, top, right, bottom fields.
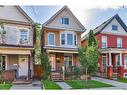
left=102, top=18, right=127, bottom=35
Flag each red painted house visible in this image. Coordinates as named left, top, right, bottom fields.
left=81, top=14, right=127, bottom=79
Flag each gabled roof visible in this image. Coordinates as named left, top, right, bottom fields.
left=43, top=5, right=86, bottom=32
left=82, top=14, right=127, bottom=41
left=16, top=6, right=34, bottom=24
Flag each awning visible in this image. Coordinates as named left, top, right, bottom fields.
left=47, top=49, right=78, bottom=54
left=0, top=48, right=32, bottom=55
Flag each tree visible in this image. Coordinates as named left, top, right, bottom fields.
left=0, top=21, right=6, bottom=44
left=0, top=55, right=4, bottom=84
left=78, top=30, right=99, bottom=85
left=41, top=52, right=51, bottom=80
left=34, top=23, right=41, bottom=64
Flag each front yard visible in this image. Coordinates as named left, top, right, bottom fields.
left=42, top=80, right=62, bottom=90
left=65, top=80, right=113, bottom=89
left=0, top=82, right=12, bottom=90
left=117, top=78, right=127, bottom=83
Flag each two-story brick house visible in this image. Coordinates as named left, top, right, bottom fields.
left=41, top=6, right=86, bottom=81
left=0, top=6, right=35, bottom=82
left=82, top=14, right=127, bottom=79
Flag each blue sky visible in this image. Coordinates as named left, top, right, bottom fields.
left=21, top=5, right=127, bottom=36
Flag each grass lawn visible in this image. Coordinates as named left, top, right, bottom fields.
left=65, top=80, right=113, bottom=89
left=43, top=80, right=62, bottom=90
left=0, top=83, right=12, bottom=90
left=117, top=78, right=127, bottom=83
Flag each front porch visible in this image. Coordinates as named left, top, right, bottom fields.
left=99, top=48, right=127, bottom=79
left=48, top=51, right=80, bottom=81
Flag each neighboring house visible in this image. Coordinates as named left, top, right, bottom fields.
left=0, top=6, right=35, bottom=82
left=82, top=14, right=127, bottom=79
left=41, top=6, right=86, bottom=81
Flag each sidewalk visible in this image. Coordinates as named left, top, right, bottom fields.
left=11, top=80, right=42, bottom=90
left=56, top=82, right=72, bottom=90
left=92, top=77, right=127, bottom=90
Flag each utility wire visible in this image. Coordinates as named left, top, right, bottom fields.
left=31, top=6, right=39, bottom=22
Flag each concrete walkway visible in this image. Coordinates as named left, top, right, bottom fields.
left=56, top=82, right=72, bottom=90
left=92, top=77, right=127, bottom=90
left=11, top=80, right=42, bottom=90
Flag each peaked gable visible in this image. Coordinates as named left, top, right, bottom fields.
left=82, top=14, right=127, bottom=41
left=94, top=14, right=127, bottom=35
left=0, top=6, right=34, bottom=24
left=43, top=6, right=86, bottom=32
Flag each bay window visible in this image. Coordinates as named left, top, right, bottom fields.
left=61, top=31, right=77, bottom=46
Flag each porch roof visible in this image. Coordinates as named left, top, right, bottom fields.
left=99, top=48, right=127, bottom=53
left=0, top=47, right=32, bottom=55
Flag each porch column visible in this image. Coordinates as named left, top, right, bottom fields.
left=120, top=53, right=122, bottom=66
left=107, top=52, right=113, bottom=79
left=109, top=52, right=112, bottom=66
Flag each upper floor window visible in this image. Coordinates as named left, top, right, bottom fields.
left=117, top=38, right=122, bottom=48
left=102, top=36, right=107, bottom=48
left=61, top=17, right=69, bottom=25
left=112, top=25, right=118, bottom=31
left=48, top=33, right=55, bottom=45
left=61, top=31, right=77, bottom=46
left=20, top=29, right=29, bottom=44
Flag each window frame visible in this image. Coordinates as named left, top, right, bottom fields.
left=60, top=17, right=69, bottom=25
left=102, top=36, right=107, bottom=48
left=117, top=37, right=122, bottom=48
left=48, top=32, right=55, bottom=46
left=19, top=29, right=29, bottom=44
left=112, top=25, right=118, bottom=31
left=60, top=31, right=77, bottom=47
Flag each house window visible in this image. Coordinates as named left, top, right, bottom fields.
left=116, top=55, right=120, bottom=66
left=102, top=36, right=107, bottom=48
left=112, top=25, right=118, bottom=31
left=124, top=55, right=127, bottom=69
left=60, top=31, right=76, bottom=46
left=117, top=38, right=122, bottom=48
left=61, top=33, right=65, bottom=45
left=48, top=33, right=55, bottom=45
left=20, top=29, right=28, bottom=44
left=61, top=17, right=69, bottom=25
left=67, top=33, right=73, bottom=45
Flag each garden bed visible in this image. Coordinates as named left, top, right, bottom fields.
left=42, top=80, right=62, bottom=90
left=65, top=80, right=113, bottom=89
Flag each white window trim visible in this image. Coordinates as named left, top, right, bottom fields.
left=116, top=55, right=120, bottom=66
left=117, top=37, right=122, bottom=48
left=60, top=16, right=69, bottom=25
left=60, top=31, right=77, bottom=47
left=124, top=54, right=127, bottom=69
left=19, top=28, right=29, bottom=45
left=48, top=32, right=55, bottom=46
left=102, top=36, right=107, bottom=48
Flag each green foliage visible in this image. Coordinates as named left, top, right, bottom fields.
left=41, top=52, right=51, bottom=80
left=34, top=23, right=41, bottom=64
left=0, top=55, right=4, bottom=83
left=78, top=30, right=99, bottom=75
